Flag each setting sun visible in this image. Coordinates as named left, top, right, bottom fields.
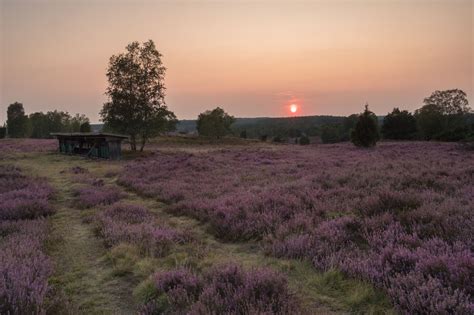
left=290, top=104, right=298, bottom=113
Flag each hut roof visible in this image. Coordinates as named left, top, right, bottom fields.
left=50, top=132, right=129, bottom=139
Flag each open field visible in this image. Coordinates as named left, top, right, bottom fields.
left=1, top=138, right=472, bottom=314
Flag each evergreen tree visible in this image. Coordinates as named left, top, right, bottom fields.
left=7, top=102, right=28, bottom=138
left=351, top=104, right=380, bottom=147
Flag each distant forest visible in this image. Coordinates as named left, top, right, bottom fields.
left=3, top=89, right=473, bottom=144
left=175, top=115, right=378, bottom=139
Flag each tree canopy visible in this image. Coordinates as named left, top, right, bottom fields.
left=382, top=108, right=417, bottom=140
left=196, top=107, right=235, bottom=138
left=28, top=111, right=90, bottom=138
left=100, top=40, right=177, bottom=151
left=415, top=89, right=471, bottom=140
left=422, top=89, right=470, bottom=115
left=351, top=104, right=380, bottom=147
left=7, top=102, right=28, bottom=138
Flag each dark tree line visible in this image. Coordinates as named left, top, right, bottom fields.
left=192, top=89, right=472, bottom=148
left=320, top=89, right=472, bottom=145
left=3, top=102, right=91, bottom=139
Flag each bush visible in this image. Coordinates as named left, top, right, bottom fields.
left=260, top=135, right=268, bottom=142
left=0, top=165, right=54, bottom=220
left=141, top=264, right=299, bottom=314
left=95, top=203, right=189, bottom=257
left=0, top=127, right=6, bottom=139
left=239, top=130, right=247, bottom=139
left=433, top=126, right=471, bottom=142
left=320, top=124, right=341, bottom=143
left=382, top=108, right=417, bottom=140
left=351, top=104, right=380, bottom=147
left=73, top=185, right=124, bottom=208
left=299, top=135, right=310, bottom=145
left=0, top=220, right=53, bottom=314
left=0, top=166, right=55, bottom=313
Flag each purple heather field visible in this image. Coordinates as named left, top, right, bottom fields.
left=0, top=165, right=55, bottom=314
left=119, top=142, right=474, bottom=314
left=1, top=139, right=473, bottom=314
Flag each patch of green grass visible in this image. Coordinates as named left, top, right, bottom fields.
left=107, top=244, right=141, bottom=276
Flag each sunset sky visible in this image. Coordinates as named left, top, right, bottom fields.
left=1, top=0, right=472, bottom=123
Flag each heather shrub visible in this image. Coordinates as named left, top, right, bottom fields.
left=0, top=219, right=53, bottom=314
left=196, top=264, right=298, bottom=314
left=99, top=203, right=154, bottom=224
left=95, top=203, right=189, bottom=257
left=0, top=139, right=56, bottom=155
left=73, top=185, right=124, bottom=208
left=0, top=166, right=54, bottom=313
left=141, top=264, right=299, bottom=314
left=0, top=165, right=54, bottom=220
left=358, top=190, right=421, bottom=216
left=387, top=273, right=473, bottom=314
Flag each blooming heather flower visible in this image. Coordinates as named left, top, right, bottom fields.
left=141, top=264, right=299, bottom=314
left=94, top=203, right=190, bottom=257
left=0, top=165, right=54, bottom=220
left=73, top=185, right=124, bottom=208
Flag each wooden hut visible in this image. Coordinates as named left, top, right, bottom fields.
left=51, top=132, right=128, bottom=160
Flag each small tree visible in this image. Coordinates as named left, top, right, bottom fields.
left=7, top=102, right=28, bottom=138
left=100, top=40, right=176, bottom=151
left=240, top=130, right=247, bottom=139
left=196, top=107, right=235, bottom=138
left=382, top=108, right=417, bottom=140
left=351, top=104, right=380, bottom=147
left=299, top=135, right=310, bottom=145
left=0, top=126, right=6, bottom=139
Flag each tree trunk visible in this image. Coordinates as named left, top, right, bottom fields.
left=130, top=135, right=137, bottom=151
left=139, top=136, right=146, bottom=152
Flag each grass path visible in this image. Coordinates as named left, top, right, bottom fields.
left=14, top=154, right=136, bottom=314
left=10, top=152, right=393, bottom=314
